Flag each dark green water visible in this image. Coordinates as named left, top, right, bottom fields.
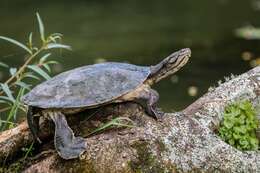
left=0, top=0, right=259, bottom=111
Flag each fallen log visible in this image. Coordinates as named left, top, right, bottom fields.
left=0, top=66, right=259, bottom=173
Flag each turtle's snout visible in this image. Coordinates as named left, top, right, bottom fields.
left=180, top=48, right=191, bottom=57
left=168, top=48, right=191, bottom=64
left=176, top=48, right=191, bottom=60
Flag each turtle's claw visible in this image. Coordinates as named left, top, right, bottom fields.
left=152, top=108, right=165, bottom=121
left=56, top=136, right=86, bottom=160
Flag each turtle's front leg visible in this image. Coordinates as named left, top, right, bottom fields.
left=27, top=106, right=41, bottom=143
left=47, top=111, right=86, bottom=159
left=136, top=87, right=164, bottom=120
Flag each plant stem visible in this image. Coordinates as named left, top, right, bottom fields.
left=4, top=47, right=43, bottom=85
left=0, top=47, right=44, bottom=96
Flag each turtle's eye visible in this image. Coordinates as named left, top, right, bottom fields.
left=169, top=56, right=178, bottom=64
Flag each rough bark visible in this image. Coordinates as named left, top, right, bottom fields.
left=0, top=66, right=260, bottom=173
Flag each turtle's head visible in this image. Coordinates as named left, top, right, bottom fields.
left=149, top=48, right=191, bottom=84
left=166, top=48, right=191, bottom=72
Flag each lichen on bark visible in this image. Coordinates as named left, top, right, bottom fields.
left=0, top=67, right=259, bottom=173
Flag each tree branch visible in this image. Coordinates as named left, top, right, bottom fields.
left=0, top=67, right=259, bottom=173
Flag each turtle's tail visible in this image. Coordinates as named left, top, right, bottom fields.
left=27, top=106, right=42, bottom=143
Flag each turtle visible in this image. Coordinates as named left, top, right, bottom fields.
left=21, top=48, right=191, bottom=159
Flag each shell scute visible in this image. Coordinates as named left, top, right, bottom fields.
left=22, top=62, right=150, bottom=108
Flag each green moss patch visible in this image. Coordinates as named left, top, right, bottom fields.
left=129, top=141, right=166, bottom=173
left=218, top=100, right=259, bottom=151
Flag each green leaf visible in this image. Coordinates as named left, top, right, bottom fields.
left=0, top=62, right=9, bottom=68
left=223, top=119, right=234, bottom=129
left=39, top=53, right=51, bottom=64
left=233, top=126, right=247, bottom=134
left=51, top=33, right=63, bottom=37
left=233, top=132, right=241, bottom=140
left=22, top=73, right=41, bottom=81
left=219, top=100, right=259, bottom=151
left=28, top=32, right=33, bottom=49
left=249, top=137, right=258, bottom=145
left=0, top=36, right=32, bottom=54
left=32, top=47, right=39, bottom=52
left=0, top=83, right=15, bottom=102
left=9, top=68, right=17, bottom=76
left=228, top=139, right=235, bottom=145
left=51, top=35, right=62, bottom=41
left=27, top=65, right=51, bottom=80
left=231, top=108, right=241, bottom=117
left=237, top=115, right=246, bottom=125
left=239, top=138, right=249, bottom=147
left=48, top=33, right=63, bottom=42
left=48, top=36, right=57, bottom=43
left=46, top=60, right=58, bottom=65
left=240, top=100, right=251, bottom=109
left=36, top=12, right=45, bottom=42
left=15, top=81, right=31, bottom=90
left=45, top=43, right=71, bottom=50
left=2, top=88, right=25, bottom=130
left=0, top=96, right=14, bottom=103
left=0, top=100, right=8, bottom=104
left=43, top=64, right=51, bottom=72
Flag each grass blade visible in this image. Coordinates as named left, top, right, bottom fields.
left=27, top=65, right=51, bottom=80
left=0, top=36, right=32, bottom=54
left=23, top=142, right=34, bottom=160
left=88, top=121, right=114, bottom=136
left=36, top=12, right=45, bottom=42
left=87, top=117, right=135, bottom=136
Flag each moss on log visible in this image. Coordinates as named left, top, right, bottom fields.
left=0, top=67, right=259, bottom=173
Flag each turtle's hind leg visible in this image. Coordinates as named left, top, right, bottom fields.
left=27, top=106, right=41, bottom=143
left=48, top=111, right=86, bottom=159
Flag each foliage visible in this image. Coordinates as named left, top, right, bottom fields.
left=22, top=142, right=34, bottom=160
left=218, top=100, right=259, bottom=151
left=0, top=12, right=71, bottom=131
left=87, top=117, right=135, bottom=136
